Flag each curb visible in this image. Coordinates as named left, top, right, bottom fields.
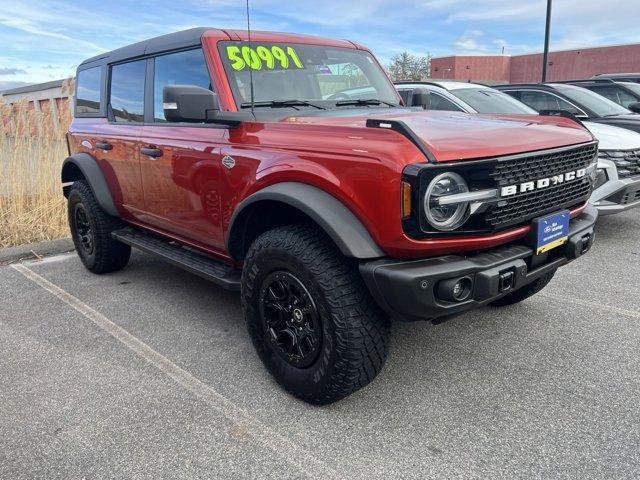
left=0, top=238, right=75, bottom=266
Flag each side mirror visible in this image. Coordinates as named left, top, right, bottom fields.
left=411, top=89, right=431, bottom=110
left=627, top=102, right=640, bottom=114
left=163, top=84, right=219, bottom=123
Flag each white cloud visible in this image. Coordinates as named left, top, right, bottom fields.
left=439, top=0, right=640, bottom=53
left=0, top=80, right=29, bottom=90
left=453, top=30, right=486, bottom=53
left=2, top=0, right=640, bottom=84
left=446, top=2, right=544, bottom=23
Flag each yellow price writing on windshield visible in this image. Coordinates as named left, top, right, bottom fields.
left=226, top=45, right=305, bottom=71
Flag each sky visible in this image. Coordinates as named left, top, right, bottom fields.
left=1, top=0, right=640, bottom=90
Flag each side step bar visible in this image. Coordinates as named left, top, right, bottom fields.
left=112, top=228, right=241, bottom=291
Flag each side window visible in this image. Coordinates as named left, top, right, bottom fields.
left=430, top=93, right=465, bottom=112
left=110, top=60, right=146, bottom=123
left=397, top=89, right=411, bottom=105
left=153, top=48, right=212, bottom=122
left=617, top=89, right=637, bottom=108
left=591, top=86, right=619, bottom=103
left=519, top=90, right=581, bottom=114
left=76, top=66, right=102, bottom=114
left=591, top=86, right=636, bottom=108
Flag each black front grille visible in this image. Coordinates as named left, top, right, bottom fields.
left=486, top=143, right=597, bottom=228
left=621, top=187, right=640, bottom=205
left=489, top=143, right=598, bottom=186
left=600, top=149, right=640, bottom=178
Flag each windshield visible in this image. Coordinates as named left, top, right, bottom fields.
left=554, top=84, right=631, bottom=116
left=218, top=41, right=399, bottom=109
left=450, top=88, right=537, bottom=114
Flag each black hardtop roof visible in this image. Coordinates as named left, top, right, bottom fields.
left=78, top=27, right=356, bottom=71
left=79, top=27, right=212, bottom=69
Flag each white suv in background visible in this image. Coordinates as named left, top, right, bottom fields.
left=396, top=81, right=640, bottom=215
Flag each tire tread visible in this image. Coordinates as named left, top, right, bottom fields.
left=242, top=223, right=389, bottom=404
left=68, top=180, right=130, bottom=274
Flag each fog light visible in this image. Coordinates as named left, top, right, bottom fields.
left=437, top=276, right=473, bottom=302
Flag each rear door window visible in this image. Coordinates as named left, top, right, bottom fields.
left=109, top=60, right=146, bottom=123
left=590, top=85, right=637, bottom=108
left=153, top=48, right=213, bottom=122
left=76, top=66, right=102, bottom=114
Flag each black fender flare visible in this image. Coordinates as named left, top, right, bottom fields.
left=227, top=182, right=385, bottom=259
left=61, top=153, right=119, bottom=217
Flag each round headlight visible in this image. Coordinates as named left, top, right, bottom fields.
left=424, top=172, right=470, bottom=231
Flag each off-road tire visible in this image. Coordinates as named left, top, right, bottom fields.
left=490, top=269, right=556, bottom=307
left=241, top=224, right=390, bottom=405
left=67, top=180, right=131, bottom=274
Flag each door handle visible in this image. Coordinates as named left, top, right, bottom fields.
left=96, top=141, right=112, bottom=151
left=141, top=147, right=163, bottom=158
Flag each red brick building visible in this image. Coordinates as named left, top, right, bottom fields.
left=431, top=43, right=640, bottom=84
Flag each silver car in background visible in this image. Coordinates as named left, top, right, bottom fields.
left=396, top=81, right=640, bottom=215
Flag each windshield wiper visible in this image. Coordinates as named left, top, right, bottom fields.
left=240, top=99, right=326, bottom=110
left=335, top=98, right=399, bottom=108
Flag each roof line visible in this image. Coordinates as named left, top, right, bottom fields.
left=0, top=79, right=68, bottom=96
left=433, top=41, right=640, bottom=60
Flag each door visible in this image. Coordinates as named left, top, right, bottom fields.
left=88, top=60, right=147, bottom=220
left=139, top=47, right=227, bottom=250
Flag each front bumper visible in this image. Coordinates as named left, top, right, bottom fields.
left=591, top=159, right=640, bottom=215
left=360, top=205, right=597, bottom=322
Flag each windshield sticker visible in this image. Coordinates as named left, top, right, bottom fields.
left=315, top=65, right=332, bottom=75
left=225, top=44, right=306, bottom=71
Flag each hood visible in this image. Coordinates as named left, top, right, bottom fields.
left=583, top=121, right=640, bottom=150
left=282, top=109, right=595, bottom=162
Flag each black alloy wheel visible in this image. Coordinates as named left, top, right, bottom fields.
left=259, top=271, right=322, bottom=368
left=73, top=203, right=94, bottom=255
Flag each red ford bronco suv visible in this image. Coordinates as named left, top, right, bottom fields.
left=63, top=28, right=598, bottom=404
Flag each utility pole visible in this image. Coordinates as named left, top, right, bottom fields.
left=541, top=0, right=552, bottom=82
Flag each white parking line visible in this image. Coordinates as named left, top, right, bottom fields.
left=541, top=292, right=640, bottom=319
left=11, top=263, right=341, bottom=480
left=23, top=252, right=77, bottom=265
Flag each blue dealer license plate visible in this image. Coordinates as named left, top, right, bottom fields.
left=535, top=210, right=570, bottom=255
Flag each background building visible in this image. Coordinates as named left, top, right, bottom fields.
left=0, top=78, right=74, bottom=133
left=0, top=78, right=74, bottom=136
left=431, top=43, right=640, bottom=84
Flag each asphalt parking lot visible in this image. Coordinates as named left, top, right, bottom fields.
left=1, top=210, right=639, bottom=480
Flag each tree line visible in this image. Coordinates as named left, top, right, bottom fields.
left=387, top=52, right=431, bottom=81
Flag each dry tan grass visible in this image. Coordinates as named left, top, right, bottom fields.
left=0, top=79, right=74, bottom=248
